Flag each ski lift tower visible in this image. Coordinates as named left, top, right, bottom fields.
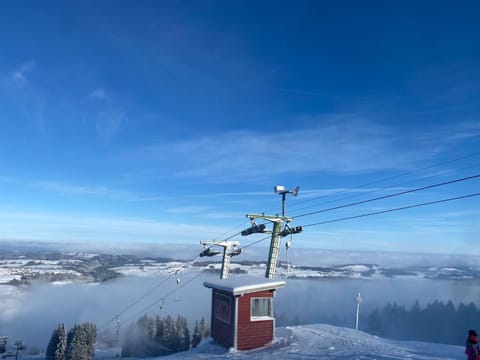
left=200, top=240, right=241, bottom=279
left=242, top=185, right=302, bottom=279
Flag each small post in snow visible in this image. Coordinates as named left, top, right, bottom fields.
left=355, top=292, right=363, bottom=330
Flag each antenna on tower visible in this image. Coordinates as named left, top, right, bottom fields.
left=274, top=185, right=300, bottom=217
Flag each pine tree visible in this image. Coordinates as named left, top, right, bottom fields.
left=191, top=321, right=202, bottom=348
left=192, top=317, right=209, bottom=348
left=155, top=315, right=164, bottom=342
left=65, top=323, right=97, bottom=360
left=174, top=316, right=189, bottom=351
left=183, top=324, right=190, bottom=351
left=46, top=327, right=59, bottom=360
left=82, top=322, right=97, bottom=359
left=162, top=315, right=176, bottom=352
left=199, top=317, right=209, bottom=339
left=55, top=323, right=67, bottom=360
left=66, top=325, right=82, bottom=360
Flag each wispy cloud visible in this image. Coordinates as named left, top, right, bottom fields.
left=89, top=88, right=108, bottom=100
left=438, top=209, right=480, bottom=219
left=1, top=60, right=47, bottom=133
left=34, top=180, right=144, bottom=202
left=8, top=61, right=35, bottom=88
left=0, top=175, right=15, bottom=183
left=409, top=62, right=480, bottom=116
left=298, top=187, right=408, bottom=198
left=134, top=118, right=472, bottom=183
left=448, top=122, right=480, bottom=141
left=165, top=206, right=243, bottom=220
left=36, top=181, right=110, bottom=196
left=0, top=211, right=226, bottom=244
left=166, top=205, right=212, bottom=214
left=96, top=110, right=125, bottom=142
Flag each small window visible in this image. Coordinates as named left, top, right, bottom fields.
left=251, top=297, right=272, bottom=319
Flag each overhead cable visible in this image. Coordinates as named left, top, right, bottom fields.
left=291, top=162, right=480, bottom=215
left=121, top=271, right=205, bottom=325
left=288, top=152, right=480, bottom=211
left=301, top=192, right=480, bottom=228
left=294, top=174, right=480, bottom=219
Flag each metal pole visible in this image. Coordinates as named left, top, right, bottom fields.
left=282, top=193, right=286, bottom=217
left=355, top=293, right=363, bottom=330
left=285, top=240, right=291, bottom=273
left=355, top=303, right=360, bottom=330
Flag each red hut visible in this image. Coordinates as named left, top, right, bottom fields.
left=203, top=277, right=286, bottom=350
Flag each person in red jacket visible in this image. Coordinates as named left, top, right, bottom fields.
left=466, top=329, right=480, bottom=360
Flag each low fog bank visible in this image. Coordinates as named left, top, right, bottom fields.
left=2, top=269, right=480, bottom=350
left=0, top=274, right=211, bottom=351
left=276, top=277, right=480, bottom=325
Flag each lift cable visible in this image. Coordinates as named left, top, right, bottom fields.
left=98, top=272, right=179, bottom=332
left=211, top=219, right=251, bottom=242
left=293, top=174, right=480, bottom=219
left=99, top=223, right=254, bottom=331
left=99, top=221, right=255, bottom=331
left=241, top=235, right=271, bottom=249
left=100, top=175, right=479, bottom=331
left=287, top=152, right=480, bottom=212
left=300, top=192, right=480, bottom=228
left=290, top=162, right=480, bottom=215
left=98, top=248, right=204, bottom=332
left=121, top=271, right=205, bottom=325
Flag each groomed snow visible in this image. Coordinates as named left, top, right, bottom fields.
left=158, top=324, right=462, bottom=360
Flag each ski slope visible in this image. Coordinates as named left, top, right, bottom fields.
left=149, top=324, right=462, bottom=360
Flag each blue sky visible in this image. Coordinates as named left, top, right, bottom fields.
left=0, top=1, right=479, bottom=254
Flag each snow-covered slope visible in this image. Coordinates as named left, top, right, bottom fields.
left=155, top=324, right=462, bottom=360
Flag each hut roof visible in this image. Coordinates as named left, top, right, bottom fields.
left=203, top=276, right=286, bottom=296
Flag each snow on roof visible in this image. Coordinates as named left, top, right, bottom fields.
left=203, top=276, right=286, bottom=296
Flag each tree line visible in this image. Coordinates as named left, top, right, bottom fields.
left=363, top=300, right=479, bottom=345
left=278, top=299, right=480, bottom=345
left=121, top=314, right=209, bottom=357
left=46, top=323, right=96, bottom=360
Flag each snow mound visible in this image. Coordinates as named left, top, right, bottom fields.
left=160, top=324, right=462, bottom=360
